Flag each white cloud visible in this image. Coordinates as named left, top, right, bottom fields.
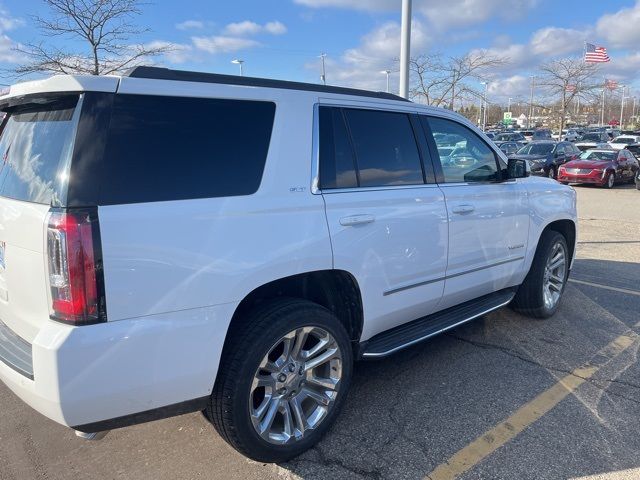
left=0, top=8, right=23, bottom=64
left=223, top=20, right=287, bottom=36
left=192, top=36, right=260, bottom=54
left=596, top=0, right=640, bottom=49
left=264, top=21, right=287, bottom=35
left=529, top=27, right=587, bottom=56
left=312, top=20, right=430, bottom=92
left=147, top=40, right=194, bottom=64
left=295, top=0, right=538, bottom=28
left=175, top=20, right=204, bottom=31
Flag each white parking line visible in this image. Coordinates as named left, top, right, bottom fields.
left=569, top=279, right=640, bottom=297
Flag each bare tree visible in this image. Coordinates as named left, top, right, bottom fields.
left=537, top=57, right=600, bottom=135
left=14, top=0, right=170, bottom=76
left=409, top=52, right=506, bottom=109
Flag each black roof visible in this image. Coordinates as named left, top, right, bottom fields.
left=125, top=66, right=409, bottom=102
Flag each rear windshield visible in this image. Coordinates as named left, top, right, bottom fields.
left=611, top=137, right=635, bottom=144
left=0, top=96, right=80, bottom=205
left=580, top=151, right=616, bottom=161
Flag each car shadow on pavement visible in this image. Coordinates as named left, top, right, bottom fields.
left=277, top=259, right=640, bottom=480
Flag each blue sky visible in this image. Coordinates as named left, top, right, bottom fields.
left=0, top=0, right=638, bottom=102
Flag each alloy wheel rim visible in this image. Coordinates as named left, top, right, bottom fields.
left=548, top=169, right=554, bottom=179
left=249, top=326, right=342, bottom=445
left=542, top=242, right=567, bottom=310
left=608, top=174, right=614, bottom=188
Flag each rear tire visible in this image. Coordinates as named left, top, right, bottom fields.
left=206, top=298, right=353, bottom=463
left=511, top=230, right=569, bottom=319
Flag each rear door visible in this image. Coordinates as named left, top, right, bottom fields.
left=421, top=114, right=529, bottom=309
left=318, top=105, right=448, bottom=340
left=0, top=95, right=83, bottom=342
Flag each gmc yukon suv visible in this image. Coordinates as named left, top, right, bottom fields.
left=0, top=67, right=577, bottom=463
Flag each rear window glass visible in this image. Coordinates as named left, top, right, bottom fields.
left=98, top=95, right=275, bottom=205
left=0, top=96, right=80, bottom=205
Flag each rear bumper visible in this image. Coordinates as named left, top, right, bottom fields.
left=0, top=302, right=236, bottom=429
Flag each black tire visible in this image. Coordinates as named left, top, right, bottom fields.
left=547, top=167, right=556, bottom=179
left=604, top=172, right=615, bottom=189
left=511, top=230, right=569, bottom=319
left=636, top=180, right=640, bottom=190
left=206, top=298, right=353, bottom=463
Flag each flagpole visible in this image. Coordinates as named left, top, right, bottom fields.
left=601, top=81, right=605, bottom=127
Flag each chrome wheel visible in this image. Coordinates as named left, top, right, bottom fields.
left=547, top=168, right=555, bottom=179
left=249, top=326, right=342, bottom=445
left=542, top=241, right=567, bottom=310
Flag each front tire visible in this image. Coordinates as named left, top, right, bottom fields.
left=206, top=298, right=353, bottom=463
left=604, top=172, right=615, bottom=188
left=511, top=230, right=569, bottom=319
left=547, top=167, right=556, bottom=179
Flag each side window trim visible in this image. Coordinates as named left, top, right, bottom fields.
left=338, top=107, right=362, bottom=187
left=420, top=114, right=505, bottom=184
left=418, top=114, right=445, bottom=184
left=409, top=114, right=436, bottom=184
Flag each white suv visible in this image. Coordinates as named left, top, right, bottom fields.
left=0, top=67, right=577, bottom=463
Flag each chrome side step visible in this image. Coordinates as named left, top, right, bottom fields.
left=360, top=289, right=515, bottom=358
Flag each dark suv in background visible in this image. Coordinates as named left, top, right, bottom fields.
left=510, top=141, right=580, bottom=179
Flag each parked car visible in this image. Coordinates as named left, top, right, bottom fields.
left=575, top=132, right=611, bottom=151
left=510, top=140, right=580, bottom=179
left=532, top=129, right=553, bottom=141
left=0, top=67, right=577, bottom=463
left=485, top=132, right=495, bottom=140
left=558, top=149, right=640, bottom=188
left=495, top=140, right=526, bottom=156
left=606, top=128, right=621, bottom=139
left=564, top=129, right=581, bottom=142
left=609, top=135, right=640, bottom=158
left=521, top=130, right=534, bottom=142
left=494, top=131, right=526, bottom=142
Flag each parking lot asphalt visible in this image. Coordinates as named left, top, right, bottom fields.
left=1, top=184, right=639, bottom=480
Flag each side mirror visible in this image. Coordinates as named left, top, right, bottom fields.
left=506, top=158, right=530, bottom=179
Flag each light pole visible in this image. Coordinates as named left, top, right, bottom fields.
left=507, top=97, right=512, bottom=113
left=480, top=81, right=488, bottom=131
left=528, top=76, right=535, bottom=129
left=319, top=53, right=327, bottom=85
left=231, top=59, right=244, bottom=76
left=619, top=85, right=626, bottom=129
left=399, top=0, right=412, bottom=99
left=601, top=83, right=606, bottom=127
left=381, top=70, right=391, bottom=93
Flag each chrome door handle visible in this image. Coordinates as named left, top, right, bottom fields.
left=339, top=214, right=375, bottom=226
left=451, top=204, right=475, bottom=214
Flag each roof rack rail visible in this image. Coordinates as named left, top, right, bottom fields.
left=124, top=66, right=409, bottom=102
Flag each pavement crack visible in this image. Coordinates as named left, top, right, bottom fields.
left=447, top=334, right=640, bottom=399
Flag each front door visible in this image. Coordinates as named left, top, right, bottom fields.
left=421, top=115, right=530, bottom=309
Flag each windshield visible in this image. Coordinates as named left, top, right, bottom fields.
left=611, top=137, right=635, bottom=144
left=517, top=143, right=554, bottom=155
left=581, top=133, right=602, bottom=142
left=579, top=151, right=616, bottom=161
left=0, top=96, right=81, bottom=205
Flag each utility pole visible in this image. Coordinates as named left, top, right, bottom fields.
left=399, top=0, right=411, bottom=99
left=528, top=76, right=535, bottom=129
left=319, top=53, right=327, bottom=85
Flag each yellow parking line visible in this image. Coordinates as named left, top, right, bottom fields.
left=569, top=279, right=640, bottom=297
left=427, top=332, right=638, bottom=480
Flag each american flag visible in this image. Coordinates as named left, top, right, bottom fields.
left=584, top=43, right=610, bottom=63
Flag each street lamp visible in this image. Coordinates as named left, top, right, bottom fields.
left=480, top=81, right=489, bottom=131
left=319, top=53, right=327, bottom=85
left=507, top=97, right=512, bottom=113
left=231, top=59, right=244, bottom=76
left=619, top=85, right=626, bottom=129
left=381, top=70, right=391, bottom=93
left=528, top=76, right=535, bottom=129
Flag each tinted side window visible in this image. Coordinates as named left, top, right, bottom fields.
left=319, top=107, right=357, bottom=189
left=426, top=116, right=500, bottom=183
left=99, top=95, right=275, bottom=205
left=343, top=109, right=423, bottom=187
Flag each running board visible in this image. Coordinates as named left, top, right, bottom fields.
left=360, top=289, right=516, bottom=358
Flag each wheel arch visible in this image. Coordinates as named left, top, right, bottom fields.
left=223, top=270, right=364, bottom=354
left=540, top=219, right=576, bottom=264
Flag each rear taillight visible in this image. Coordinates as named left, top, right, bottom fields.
left=46, top=209, right=106, bottom=325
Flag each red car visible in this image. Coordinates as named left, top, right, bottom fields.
left=557, top=148, right=639, bottom=188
